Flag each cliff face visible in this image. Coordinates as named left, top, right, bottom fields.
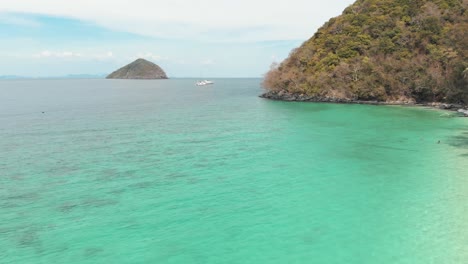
left=107, top=58, right=168, bottom=79
left=263, top=0, right=468, bottom=104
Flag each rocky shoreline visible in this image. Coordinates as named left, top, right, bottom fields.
left=260, top=91, right=468, bottom=117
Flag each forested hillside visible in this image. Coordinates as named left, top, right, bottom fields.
left=263, top=0, right=468, bottom=104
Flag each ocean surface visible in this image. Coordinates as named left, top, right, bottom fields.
left=0, top=78, right=467, bottom=263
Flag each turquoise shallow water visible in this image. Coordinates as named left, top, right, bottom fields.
left=0, top=79, right=467, bottom=263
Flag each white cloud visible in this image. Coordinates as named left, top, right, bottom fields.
left=32, top=50, right=115, bottom=60
left=201, top=59, right=215, bottom=65
left=93, top=51, right=114, bottom=60
left=33, top=50, right=82, bottom=58
left=175, top=60, right=188, bottom=65
left=0, top=0, right=355, bottom=41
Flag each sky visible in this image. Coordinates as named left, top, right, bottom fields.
left=0, top=0, right=355, bottom=78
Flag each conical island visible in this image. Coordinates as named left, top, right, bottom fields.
left=263, top=0, right=467, bottom=105
left=107, top=58, right=168, bottom=79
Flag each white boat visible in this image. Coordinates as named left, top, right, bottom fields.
left=196, top=80, right=214, bottom=86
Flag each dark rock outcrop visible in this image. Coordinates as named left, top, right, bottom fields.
left=261, top=90, right=467, bottom=116
left=107, top=58, right=168, bottom=79
left=260, top=90, right=414, bottom=105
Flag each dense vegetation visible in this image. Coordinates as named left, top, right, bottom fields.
left=264, top=0, right=468, bottom=104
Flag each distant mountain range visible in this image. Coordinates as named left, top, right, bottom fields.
left=0, top=74, right=106, bottom=80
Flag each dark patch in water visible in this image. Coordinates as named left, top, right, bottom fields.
left=187, top=178, right=200, bottom=185
left=82, top=199, right=119, bottom=208
left=300, top=227, right=327, bottom=245
left=194, top=162, right=210, bottom=168
left=59, top=203, right=79, bottom=213
left=58, top=198, right=119, bottom=213
left=98, top=167, right=141, bottom=181
left=179, top=139, right=211, bottom=144
left=167, top=172, right=186, bottom=179
left=8, top=174, right=25, bottom=181
left=6, top=192, right=40, bottom=201
left=2, top=192, right=41, bottom=209
left=359, top=143, right=417, bottom=152
left=108, top=188, right=126, bottom=195
left=128, top=181, right=155, bottom=189
left=84, top=247, right=104, bottom=257
left=17, top=228, right=43, bottom=252
left=447, top=132, right=468, bottom=149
